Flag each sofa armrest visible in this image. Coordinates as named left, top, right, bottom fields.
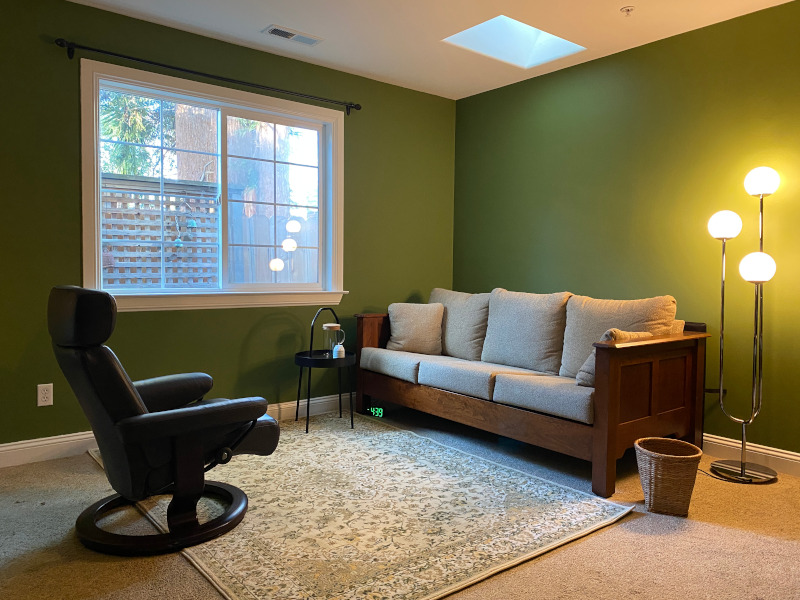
left=590, top=329, right=709, bottom=496
left=593, top=331, right=710, bottom=350
left=355, top=313, right=391, bottom=361
left=355, top=313, right=390, bottom=414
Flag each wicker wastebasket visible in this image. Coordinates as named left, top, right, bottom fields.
left=635, top=437, right=702, bottom=517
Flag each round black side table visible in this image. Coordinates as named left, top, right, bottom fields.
left=294, top=307, right=356, bottom=433
left=294, top=351, right=356, bottom=433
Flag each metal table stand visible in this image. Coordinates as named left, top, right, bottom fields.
left=294, top=308, right=355, bottom=433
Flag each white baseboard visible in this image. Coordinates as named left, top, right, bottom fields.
left=8, top=408, right=795, bottom=478
left=266, top=393, right=345, bottom=421
left=703, top=433, right=800, bottom=478
left=0, top=394, right=347, bottom=469
left=0, top=431, right=98, bottom=469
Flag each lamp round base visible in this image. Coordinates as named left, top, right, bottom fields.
left=710, top=459, right=778, bottom=484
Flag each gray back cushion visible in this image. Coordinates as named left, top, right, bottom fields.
left=560, top=295, right=677, bottom=378
left=480, top=288, right=572, bottom=373
left=429, top=288, right=490, bottom=361
left=386, top=303, right=444, bottom=355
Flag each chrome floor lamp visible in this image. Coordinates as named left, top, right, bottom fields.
left=706, top=166, right=780, bottom=484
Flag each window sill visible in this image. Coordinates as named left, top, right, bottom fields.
left=112, top=290, right=348, bottom=312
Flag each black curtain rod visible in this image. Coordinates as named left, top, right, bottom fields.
left=54, top=38, right=362, bottom=115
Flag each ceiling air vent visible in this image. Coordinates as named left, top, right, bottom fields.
left=261, top=25, right=322, bottom=46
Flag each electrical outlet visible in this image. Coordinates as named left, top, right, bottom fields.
left=37, top=383, right=53, bottom=407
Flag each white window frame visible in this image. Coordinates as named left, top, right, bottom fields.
left=80, top=59, right=345, bottom=311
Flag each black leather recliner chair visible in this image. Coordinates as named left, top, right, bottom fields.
left=47, top=286, right=280, bottom=555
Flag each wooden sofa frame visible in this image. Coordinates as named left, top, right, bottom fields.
left=355, top=313, right=709, bottom=497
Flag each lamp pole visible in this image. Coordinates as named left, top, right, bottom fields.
left=708, top=168, right=779, bottom=484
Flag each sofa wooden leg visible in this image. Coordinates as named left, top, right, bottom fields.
left=592, top=457, right=616, bottom=498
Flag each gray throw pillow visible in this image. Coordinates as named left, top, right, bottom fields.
left=386, top=303, right=444, bottom=355
left=480, top=288, right=572, bottom=373
left=575, top=329, right=654, bottom=387
left=560, top=295, right=677, bottom=378
left=429, top=288, right=490, bottom=361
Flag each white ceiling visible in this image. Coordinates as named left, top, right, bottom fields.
left=67, top=0, right=792, bottom=100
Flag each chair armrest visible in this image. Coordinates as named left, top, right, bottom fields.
left=133, top=373, right=214, bottom=412
left=116, top=396, right=268, bottom=443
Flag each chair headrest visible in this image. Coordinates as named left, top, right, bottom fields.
left=48, top=286, right=117, bottom=347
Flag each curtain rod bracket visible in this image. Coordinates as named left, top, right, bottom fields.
left=53, top=37, right=362, bottom=115
left=55, top=38, right=75, bottom=59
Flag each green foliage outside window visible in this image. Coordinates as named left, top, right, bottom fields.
left=99, top=90, right=175, bottom=176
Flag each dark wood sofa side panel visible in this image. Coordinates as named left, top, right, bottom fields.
left=592, top=333, right=708, bottom=496
left=595, top=333, right=709, bottom=450
left=355, top=313, right=390, bottom=412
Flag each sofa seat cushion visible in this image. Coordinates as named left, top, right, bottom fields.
left=418, top=357, right=541, bottom=401
left=493, top=374, right=595, bottom=424
left=360, top=347, right=452, bottom=383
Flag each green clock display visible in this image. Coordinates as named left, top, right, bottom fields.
left=368, top=407, right=384, bottom=418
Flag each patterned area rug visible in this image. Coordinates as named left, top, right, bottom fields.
left=93, top=414, right=631, bottom=599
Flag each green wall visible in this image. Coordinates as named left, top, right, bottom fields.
left=4, top=0, right=798, bottom=454
left=0, top=0, right=455, bottom=444
left=454, top=3, right=800, bottom=451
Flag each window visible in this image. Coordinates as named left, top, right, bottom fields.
left=81, top=60, right=344, bottom=311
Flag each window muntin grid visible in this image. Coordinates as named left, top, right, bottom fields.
left=96, top=83, right=324, bottom=293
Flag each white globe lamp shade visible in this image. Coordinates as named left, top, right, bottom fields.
left=286, top=220, right=302, bottom=233
left=269, top=257, right=285, bottom=272
left=282, top=238, right=298, bottom=252
left=707, top=210, right=743, bottom=240
left=739, top=252, right=776, bottom=283
left=744, top=167, right=780, bottom=197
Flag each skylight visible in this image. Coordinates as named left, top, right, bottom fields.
left=443, top=15, right=585, bottom=69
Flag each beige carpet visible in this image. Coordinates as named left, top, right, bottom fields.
left=100, top=414, right=631, bottom=600
left=1, top=406, right=798, bottom=600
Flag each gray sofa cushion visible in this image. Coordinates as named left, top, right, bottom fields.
left=360, top=347, right=451, bottom=383
left=418, top=357, right=541, bottom=401
left=575, top=329, right=654, bottom=387
left=429, top=288, right=490, bottom=361
left=493, top=374, right=596, bottom=424
left=559, top=295, right=677, bottom=378
left=386, top=302, right=444, bottom=355
left=480, top=288, right=572, bottom=374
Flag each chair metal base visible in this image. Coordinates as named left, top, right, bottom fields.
left=75, top=481, right=248, bottom=556
left=710, top=459, right=778, bottom=484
